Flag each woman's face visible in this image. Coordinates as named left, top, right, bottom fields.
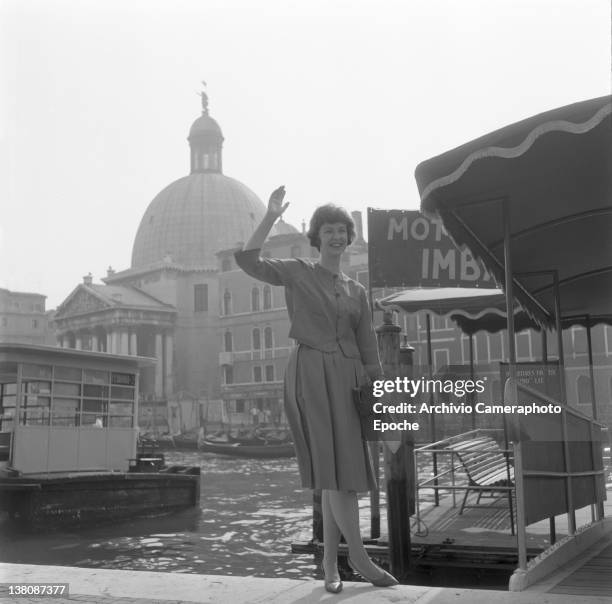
left=318, top=222, right=348, bottom=256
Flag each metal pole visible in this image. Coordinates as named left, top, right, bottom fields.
left=585, top=317, right=598, bottom=421
left=552, top=272, right=575, bottom=534
left=367, top=275, right=381, bottom=540
left=501, top=199, right=523, bottom=557
left=514, top=441, right=528, bottom=570
left=541, top=329, right=556, bottom=543
left=552, top=271, right=566, bottom=402
left=426, top=313, right=439, bottom=506
left=502, top=199, right=517, bottom=369
left=469, top=333, right=476, bottom=430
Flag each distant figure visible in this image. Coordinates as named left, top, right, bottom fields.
left=235, top=186, right=398, bottom=593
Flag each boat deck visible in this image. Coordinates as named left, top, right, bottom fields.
left=292, top=484, right=612, bottom=575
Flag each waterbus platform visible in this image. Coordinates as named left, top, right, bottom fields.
left=1, top=555, right=611, bottom=604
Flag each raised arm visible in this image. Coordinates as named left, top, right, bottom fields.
left=236, top=186, right=299, bottom=286
left=243, top=186, right=289, bottom=251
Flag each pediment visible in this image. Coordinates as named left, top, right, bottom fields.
left=56, top=287, right=111, bottom=318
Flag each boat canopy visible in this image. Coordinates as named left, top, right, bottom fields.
left=415, top=95, right=612, bottom=329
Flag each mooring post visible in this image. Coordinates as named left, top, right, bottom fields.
left=376, top=310, right=413, bottom=580
left=312, top=489, right=323, bottom=545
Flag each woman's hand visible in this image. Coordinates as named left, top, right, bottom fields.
left=266, top=186, right=289, bottom=219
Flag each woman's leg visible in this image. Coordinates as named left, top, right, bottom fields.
left=326, top=489, right=383, bottom=576
left=321, top=489, right=342, bottom=580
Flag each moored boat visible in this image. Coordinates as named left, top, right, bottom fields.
left=198, top=438, right=295, bottom=458
left=0, top=344, right=201, bottom=531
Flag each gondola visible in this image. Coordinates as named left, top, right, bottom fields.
left=198, top=429, right=295, bottom=458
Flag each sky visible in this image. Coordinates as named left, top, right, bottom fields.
left=1, top=0, right=610, bottom=309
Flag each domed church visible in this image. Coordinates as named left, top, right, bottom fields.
left=131, top=90, right=266, bottom=269
left=53, top=89, right=310, bottom=433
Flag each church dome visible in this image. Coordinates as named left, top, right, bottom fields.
left=131, top=88, right=267, bottom=269
left=131, top=173, right=266, bottom=268
left=272, top=218, right=299, bottom=236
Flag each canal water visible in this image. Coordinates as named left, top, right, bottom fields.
left=0, top=451, right=318, bottom=579
left=0, top=450, right=511, bottom=589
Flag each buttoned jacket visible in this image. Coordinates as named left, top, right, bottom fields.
left=234, top=249, right=382, bottom=378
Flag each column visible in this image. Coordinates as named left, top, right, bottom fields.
left=91, top=334, right=99, bottom=352
left=106, top=332, right=112, bottom=353
left=120, top=331, right=129, bottom=355
left=130, top=332, right=138, bottom=356
left=164, top=332, right=174, bottom=397
left=110, top=331, right=120, bottom=354
left=155, top=332, right=164, bottom=397
left=75, top=334, right=83, bottom=350
left=58, top=336, right=64, bottom=348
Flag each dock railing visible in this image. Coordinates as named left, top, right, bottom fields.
left=507, top=378, right=607, bottom=572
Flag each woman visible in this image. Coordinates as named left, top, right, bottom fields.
left=234, top=186, right=398, bottom=593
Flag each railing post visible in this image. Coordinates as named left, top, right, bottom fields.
left=376, top=310, right=413, bottom=580
left=312, top=489, right=323, bottom=544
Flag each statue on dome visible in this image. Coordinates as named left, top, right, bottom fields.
left=198, top=81, right=209, bottom=114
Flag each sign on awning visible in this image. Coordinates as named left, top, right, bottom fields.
left=367, top=209, right=495, bottom=288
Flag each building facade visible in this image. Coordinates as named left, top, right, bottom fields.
left=0, top=288, right=55, bottom=346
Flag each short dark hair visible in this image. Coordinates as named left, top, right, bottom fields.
left=307, top=204, right=356, bottom=251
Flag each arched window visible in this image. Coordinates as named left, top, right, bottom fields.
left=223, top=289, right=232, bottom=315
left=577, top=375, right=591, bottom=406
left=252, top=286, right=260, bottom=311
left=263, top=285, right=272, bottom=310
left=264, top=327, right=273, bottom=349
left=252, top=328, right=261, bottom=350
left=224, top=330, right=233, bottom=352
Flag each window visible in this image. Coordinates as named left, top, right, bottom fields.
left=264, top=327, right=273, bottom=349
left=0, top=383, right=17, bottom=431
left=236, top=399, right=245, bottom=413
left=221, top=257, right=232, bottom=272
left=252, top=328, right=261, bottom=350
left=515, top=331, right=532, bottom=361
left=433, top=348, right=449, bottom=371
left=251, top=286, right=260, bottom=311
left=223, top=365, right=234, bottom=385
left=224, top=331, right=233, bottom=352
left=265, top=365, right=275, bottom=381
left=432, top=315, right=449, bottom=330
left=577, top=375, right=591, bottom=406
left=488, top=333, right=504, bottom=362
left=263, top=286, right=272, bottom=310
left=491, top=379, right=501, bottom=404
left=571, top=327, right=587, bottom=356
left=253, top=366, right=262, bottom=382
left=194, top=284, right=208, bottom=312
left=223, top=289, right=232, bottom=315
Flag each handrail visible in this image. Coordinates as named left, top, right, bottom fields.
left=416, top=428, right=505, bottom=451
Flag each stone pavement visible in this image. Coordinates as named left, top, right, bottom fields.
left=1, top=563, right=612, bottom=604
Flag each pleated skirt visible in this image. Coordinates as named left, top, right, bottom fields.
left=283, top=344, right=377, bottom=492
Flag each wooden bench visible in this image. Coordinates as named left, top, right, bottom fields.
left=446, top=436, right=514, bottom=516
